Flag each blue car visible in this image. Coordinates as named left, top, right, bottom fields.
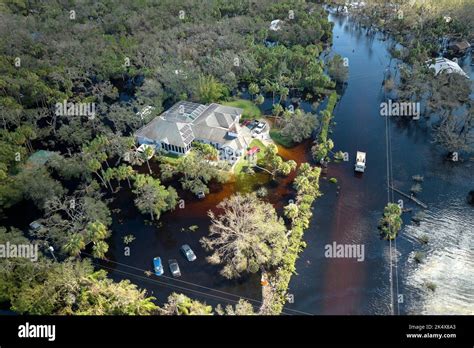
left=153, top=257, right=164, bottom=276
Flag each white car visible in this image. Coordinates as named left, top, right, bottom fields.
left=254, top=122, right=266, bottom=134
left=180, top=244, right=197, bottom=262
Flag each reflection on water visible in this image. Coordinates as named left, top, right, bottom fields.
left=285, top=13, right=473, bottom=315
left=404, top=199, right=474, bottom=315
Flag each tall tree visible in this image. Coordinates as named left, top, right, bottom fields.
left=260, top=144, right=296, bottom=179
left=201, top=193, right=288, bottom=279
left=195, top=75, right=228, bottom=104
left=133, top=174, right=178, bottom=221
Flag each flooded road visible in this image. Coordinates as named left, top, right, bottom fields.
left=285, top=14, right=474, bottom=315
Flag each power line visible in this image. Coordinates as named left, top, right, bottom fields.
left=81, top=252, right=313, bottom=316
left=91, top=261, right=282, bottom=315
left=384, top=101, right=395, bottom=316
left=387, top=108, right=401, bottom=316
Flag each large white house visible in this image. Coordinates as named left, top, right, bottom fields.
left=135, top=101, right=248, bottom=163
left=426, top=57, right=469, bottom=79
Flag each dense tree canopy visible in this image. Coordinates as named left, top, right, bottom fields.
left=0, top=227, right=157, bottom=315
left=201, top=193, right=288, bottom=279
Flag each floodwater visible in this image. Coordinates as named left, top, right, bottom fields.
left=101, top=14, right=474, bottom=314
left=284, top=13, right=474, bottom=315
left=1, top=9, right=471, bottom=317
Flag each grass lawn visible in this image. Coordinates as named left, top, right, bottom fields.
left=222, top=99, right=262, bottom=120
left=233, top=139, right=266, bottom=175
left=157, top=152, right=181, bottom=165
left=269, top=129, right=294, bottom=148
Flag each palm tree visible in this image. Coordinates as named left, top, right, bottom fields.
left=84, top=157, right=108, bottom=188
left=116, top=165, right=134, bottom=188
left=248, top=83, right=260, bottom=100
left=92, top=240, right=109, bottom=259
left=86, top=221, right=109, bottom=243
left=103, top=167, right=116, bottom=192
left=86, top=221, right=109, bottom=259
left=142, top=146, right=154, bottom=174
left=63, top=233, right=85, bottom=257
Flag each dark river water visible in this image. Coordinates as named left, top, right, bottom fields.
left=101, top=13, right=473, bottom=315
left=284, top=14, right=474, bottom=315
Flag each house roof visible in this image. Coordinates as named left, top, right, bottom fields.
left=269, top=19, right=283, bottom=31
left=427, top=57, right=469, bottom=78
left=193, top=103, right=242, bottom=128
left=136, top=117, right=195, bottom=148
left=163, top=101, right=207, bottom=123
left=136, top=102, right=243, bottom=149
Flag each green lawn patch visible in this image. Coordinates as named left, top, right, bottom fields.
left=158, top=153, right=181, bottom=165
left=223, top=99, right=262, bottom=120
left=269, top=129, right=294, bottom=148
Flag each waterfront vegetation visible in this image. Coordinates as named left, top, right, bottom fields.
left=201, top=193, right=288, bottom=280
left=159, top=143, right=229, bottom=195
left=311, top=92, right=339, bottom=162
left=378, top=203, right=403, bottom=240
left=269, top=129, right=295, bottom=148
left=263, top=163, right=322, bottom=314
left=343, top=0, right=474, bottom=156
left=351, top=0, right=473, bottom=64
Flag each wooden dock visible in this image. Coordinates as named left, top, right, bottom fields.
left=390, top=185, right=428, bottom=209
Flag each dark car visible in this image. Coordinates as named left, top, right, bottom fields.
left=168, top=259, right=181, bottom=277
left=249, top=120, right=259, bottom=130
left=180, top=244, right=197, bottom=261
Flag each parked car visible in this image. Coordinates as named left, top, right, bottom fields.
left=242, top=119, right=251, bottom=127
left=168, top=259, right=181, bottom=277
left=180, top=244, right=197, bottom=261
left=196, top=191, right=205, bottom=199
left=28, top=221, right=44, bottom=233
left=249, top=120, right=259, bottom=130
left=153, top=257, right=164, bottom=276
left=254, top=122, right=266, bottom=134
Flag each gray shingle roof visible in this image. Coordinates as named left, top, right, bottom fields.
left=136, top=102, right=243, bottom=150
left=136, top=117, right=195, bottom=148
